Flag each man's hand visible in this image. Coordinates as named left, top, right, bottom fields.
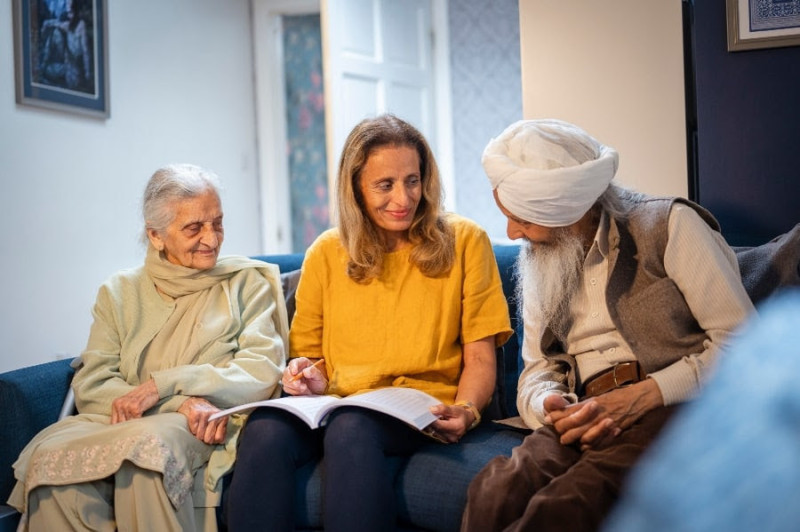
left=111, top=379, right=159, bottom=424
left=544, top=394, right=618, bottom=448
left=544, top=379, right=663, bottom=450
left=178, top=397, right=228, bottom=444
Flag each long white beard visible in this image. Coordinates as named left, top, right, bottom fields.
left=515, top=230, right=585, bottom=342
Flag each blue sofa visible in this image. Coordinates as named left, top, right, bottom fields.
left=0, top=245, right=528, bottom=532
left=2, top=226, right=799, bottom=532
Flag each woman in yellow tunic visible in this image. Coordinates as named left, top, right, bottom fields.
left=227, top=114, right=512, bottom=531
left=8, top=164, right=288, bottom=531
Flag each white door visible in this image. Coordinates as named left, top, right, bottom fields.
left=253, top=0, right=452, bottom=253
left=322, top=0, right=438, bottom=189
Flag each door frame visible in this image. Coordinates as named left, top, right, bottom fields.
left=431, top=0, right=455, bottom=213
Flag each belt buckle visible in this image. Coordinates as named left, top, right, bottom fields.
left=612, top=362, right=636, bottom=389
left=612, top=363, right=624, bottom=389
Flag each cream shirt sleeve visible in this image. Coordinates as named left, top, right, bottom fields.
left=516, top=321, right=577, bottom=428
left=649, top=204, right=755, bottom=404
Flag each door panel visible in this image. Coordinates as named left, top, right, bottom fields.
left=323, top=0, right=436, bottom=190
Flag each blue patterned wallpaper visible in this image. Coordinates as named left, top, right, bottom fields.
left=283, top=14, right=330, bottom=253
left=448, top=0, right=522, bottom=243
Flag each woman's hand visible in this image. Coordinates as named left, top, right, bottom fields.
left=111, top=379, right=160, bottom=424
left=282, top=358, right=327, bottom=396
left=424, top=336, right=495, bottom=443
left=177, top=397, right=228, bottom=444
left=427, top=404, right=474, bottom=443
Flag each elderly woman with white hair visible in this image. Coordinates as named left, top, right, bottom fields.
left=7, top=164, right=288, bottom=531
left=461, top=119, right=754, bottom=532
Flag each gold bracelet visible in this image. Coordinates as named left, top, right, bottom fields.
left=455, top=400, right=481, bottom=430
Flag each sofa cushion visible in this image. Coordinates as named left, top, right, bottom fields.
left=281, top=269, right=302, bottom=325
left=274, top=424, right=526, bottom=532
left=488, top=245, right=524, bottom=419
left=395, top=426, right=526, bottom=531
left=0, top=359, right=75, bottom=502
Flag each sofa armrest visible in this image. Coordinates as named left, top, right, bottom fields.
left=0, top=504, right=20, bottom=532
left=734, top=222, right=800, bottom=306
left=0, top=358, right=75, bottom=504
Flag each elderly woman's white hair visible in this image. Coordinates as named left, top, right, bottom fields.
left=141, top=163, right=222, bottom=241
left=482, top=119, right=619, bottom=227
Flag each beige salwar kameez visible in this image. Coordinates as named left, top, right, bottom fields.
left=8, top=248, right=288, bottom=531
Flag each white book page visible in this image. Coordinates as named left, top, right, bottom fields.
left=209, top=395, right=339, bottom=427
left=209, top=388, right=440, bottom=431
left=335, top=388, right=440, bottom=430
left=267, top=395, right=341, bottom=427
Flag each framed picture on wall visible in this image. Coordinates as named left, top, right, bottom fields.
left=727, top=0, right=800, bottom=51
left=12, top=0, right=109, bottom=118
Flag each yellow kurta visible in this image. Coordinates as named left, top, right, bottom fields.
left=290, top=215, right=512, bottom=403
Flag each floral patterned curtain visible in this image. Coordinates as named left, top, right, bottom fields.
left=283, top=14, right=329, bottom=252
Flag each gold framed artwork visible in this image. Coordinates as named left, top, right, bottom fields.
left=727, top=0, right=800, bottom=51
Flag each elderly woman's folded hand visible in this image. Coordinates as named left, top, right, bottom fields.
left=178, top=397, right=228, bottom=444
left=110, top=379, right=159, bottom=424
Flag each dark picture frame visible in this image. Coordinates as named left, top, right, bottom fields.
left=727, top=0, right=800, bottom=52
left=13, top=0, right=109, bottom=118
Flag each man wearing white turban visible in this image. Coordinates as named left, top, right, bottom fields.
left=461, top=119, right=755, bottom=532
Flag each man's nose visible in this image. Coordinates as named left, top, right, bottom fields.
left=506, top=220, right=524, bottom=240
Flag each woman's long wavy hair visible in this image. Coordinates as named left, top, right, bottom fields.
left=337, top=114, right=454, bottom=283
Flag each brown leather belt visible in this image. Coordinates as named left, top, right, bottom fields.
left=581, top=361, right=646, bottom=398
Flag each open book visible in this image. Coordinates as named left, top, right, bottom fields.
left=209, top=387, right=440, bottom=431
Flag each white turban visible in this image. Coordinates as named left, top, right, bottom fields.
left=482, top=119, right=619, bottom=227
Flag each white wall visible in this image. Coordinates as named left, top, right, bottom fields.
left=519, top=0, right=688, bottom=197
left=0, top=1, right=263, bottom=372
left=0, top=1, right=691, bottom=373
